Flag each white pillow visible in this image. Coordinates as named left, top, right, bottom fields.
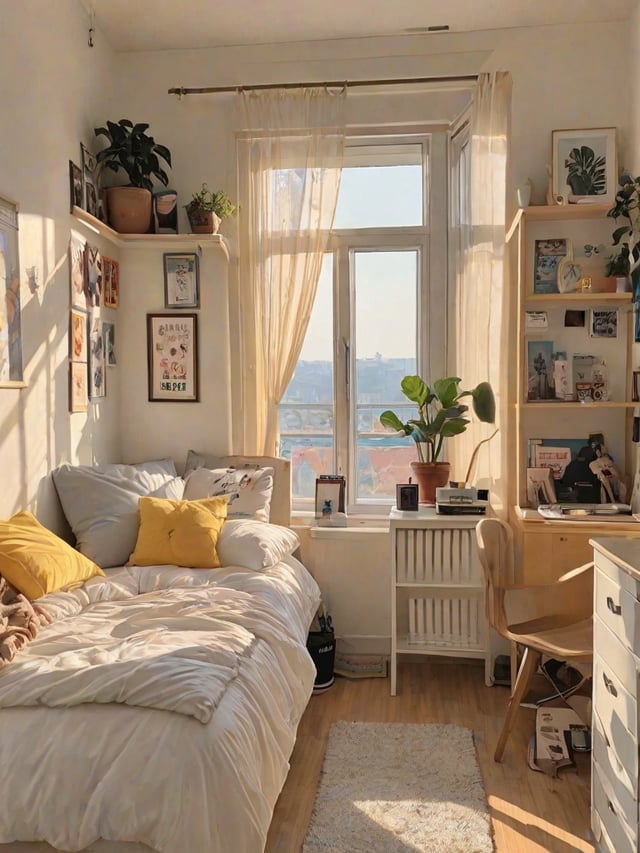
left=183, top=466, right=274, bottom=522
left=217, top=519, right=299, bottom=570
left=52, top=459, right=184, bottom=568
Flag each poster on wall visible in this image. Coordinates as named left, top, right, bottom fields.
left=147, top=313, right=199, bottom=402
left=69, top=362, right=88, bottom=413
left=88, top=311, right=106, bottom=399
left=0, top=194, right=24, bottom=386
left=70, top=309, right=88, bottom=362
left=69, top=232, right=87, bottom=311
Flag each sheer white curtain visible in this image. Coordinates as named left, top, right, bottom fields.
left=234, top=87, right=346, bottom=455
left=451, top=71, right=512, bottom=516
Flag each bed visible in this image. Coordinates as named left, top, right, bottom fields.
left=0, top=454, right=320, bottom=853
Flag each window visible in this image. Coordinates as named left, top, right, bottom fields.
left=279, top=133, right=447, bottom=511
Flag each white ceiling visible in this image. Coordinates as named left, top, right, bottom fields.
left=87, top=0, right=635, bottom=53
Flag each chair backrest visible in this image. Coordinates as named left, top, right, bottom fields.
left=475, top=517, right=515, bottom=639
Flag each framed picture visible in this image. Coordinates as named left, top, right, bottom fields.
left=102, top=257, right=120, bottom=308
left=163, top=252, right=200, bottom=308
left=69, top=232, right=87, bottom=310
left=590, top=309, right=618, bottom=338
left=551, top=127, right=617, bottom=204
left=84, top=244, right=102, bottom=307
left=396, top=482, right=419, bottom=511
left=69, top=362, right=88, bottom=413
left=88, top=312, right=106, bottom=399
left=80, top=143, right=97, bottom=217
left=103, top=321, right=116, bottom=366
left=70, top=309, right=88, bottom=362
left=533, top=238, right=569, bottom=294
left=526, top=340, right=555, bottom=401
left=69, top=161, right=82, bottom=212
left=147, top=313, right=199, bottom=402
left=315, top=477, right=345, bottom=519
left=0, top=194, right=24, bottom=386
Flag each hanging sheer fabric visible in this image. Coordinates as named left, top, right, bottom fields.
left=234, top=87, right=346, bottom=455
left=451, top=71, right=512, bottom=516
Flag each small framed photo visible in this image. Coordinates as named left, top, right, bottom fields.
left=163, top=252, right=199, bottom=308
left=70, top=309, right=88, bottom=362
left=69, top=232, right=87, bottom=310
left=81, top=143, right=98, bottom=217
left=69, top=161, right=82, bottom=211
left=396, top=483, right=419, bottom=511
left=69, top=362, right=88, bottom=413
left=315, top=477, right=345, bottom=519
left=590, top=309, right=618, bottom=338
left=103, top=321, right=116, bottom=366
left=102, top=257, right=120, bottom=308
left=147, top=313, right=199, bottom=402
left=551, top=127, right=617, bottom=204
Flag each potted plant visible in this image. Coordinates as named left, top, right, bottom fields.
left=94, top=120, right=172, bottom=234
left=608, top=172, right=640, bottom=295
left=379, top=375, right=496, bottom=504
left=604, top=245, right=631, bottom=292
left=185, top=184, right=237, bottom=234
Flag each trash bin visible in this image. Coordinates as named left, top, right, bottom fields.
left=306, top=630, right=336, bottom=692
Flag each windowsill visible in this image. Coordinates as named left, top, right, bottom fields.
left=291, top=510, right=390, bottom=535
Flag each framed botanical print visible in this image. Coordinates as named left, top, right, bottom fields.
left=551, top=127, right=616, bottom=204
left=147, top=313, right=199, bottom=402
left=70, top=309, right=88, bottom=362
left=0, top=194, right=24, bottom=386
left=163, top=252, right=200, bottom=308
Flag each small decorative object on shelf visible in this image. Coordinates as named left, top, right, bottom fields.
left=314, top=475, right=347, bottom=526
left=396, top=480, right=419, bottom=511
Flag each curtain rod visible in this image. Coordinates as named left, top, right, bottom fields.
left=168, top=74, right=478, bottom=97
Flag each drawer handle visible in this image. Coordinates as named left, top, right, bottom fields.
left=602, top=672, right=618, bottom=697
left=607, top=798, right=617, bottom=816
left=606, top=596, right=622, bottom=616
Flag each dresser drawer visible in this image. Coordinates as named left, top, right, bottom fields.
left=595, top=561, right=640, bottom=655
left=592, top=763, right=637, bottom=853
left=595, top=616, right=640, bottom=702
left=596, top=551, right=640, bottom=599
left=593, top=720, right=637, bottom=829
left=594, top=651, right=638, bottom=743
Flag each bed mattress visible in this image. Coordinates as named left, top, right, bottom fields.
left=0, top=556, right=320, bottom=853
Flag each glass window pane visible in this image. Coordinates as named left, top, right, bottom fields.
left=353, top=250, right=418, bottom=501
left=334, top=143, right=423, bottom=229
left=279, top=255, right=334, bottom=500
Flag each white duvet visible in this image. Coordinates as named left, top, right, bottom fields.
left=0, top=557, right=320, bottom=853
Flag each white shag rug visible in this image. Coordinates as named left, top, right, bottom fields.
left=303, top=721, right=494, bottom=853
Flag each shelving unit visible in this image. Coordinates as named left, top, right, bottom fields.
left=71, top=206, right=230, bottom=259
left=389, top=507, right=492, bottom=695
left=508, top=204, right=639, bottom=582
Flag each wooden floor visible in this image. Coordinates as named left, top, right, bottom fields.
left=265, top=659, right=594, bottom=853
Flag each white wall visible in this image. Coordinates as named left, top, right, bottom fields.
left=0, top=1, right=119, bottom=532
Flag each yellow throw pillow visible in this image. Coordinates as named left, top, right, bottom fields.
left=0, top=511, right=104, bottom=600
left=129, top=496, right=229, bottom=568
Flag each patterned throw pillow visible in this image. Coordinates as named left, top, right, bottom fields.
left=183, top=466, right=274, bottom=522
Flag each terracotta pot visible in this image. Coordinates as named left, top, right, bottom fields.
left=106, top=187, right=152, bottom=234
left=410, top=461, right=451, bottom=505
left=187, top=208, right=221, bottom=234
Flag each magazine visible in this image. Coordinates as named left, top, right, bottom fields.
left=533, top=238, right=569, bottom=294
left=533, top=445, right=572, bottom=481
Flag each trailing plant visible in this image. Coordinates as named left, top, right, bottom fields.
left=379, top=375, right=496, bottom=463
left=94, top=120, right=172, bottom=191
left=185, top=183, right=237, bottom=219
left=608, top=172, right=640, bottom=292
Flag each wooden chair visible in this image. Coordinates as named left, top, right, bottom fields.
left=475, top=517, right=593, bottom=762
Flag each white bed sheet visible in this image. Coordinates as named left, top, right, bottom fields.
left=0, top=556, right=320, bottom=853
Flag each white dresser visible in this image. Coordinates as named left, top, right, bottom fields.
left=390, top=507, right=491, bottom=696
left=590, top=537, right=640, bottom=853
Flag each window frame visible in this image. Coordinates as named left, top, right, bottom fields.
left=284, top=127, right=450, bottom=514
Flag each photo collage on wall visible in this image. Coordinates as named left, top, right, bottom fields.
left=68, top=231, right=119, bottom=412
